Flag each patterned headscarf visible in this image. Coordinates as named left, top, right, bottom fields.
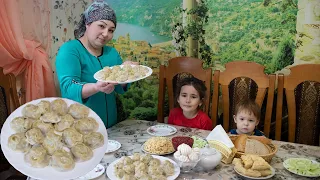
left=74, top=0, right=117, bottom=39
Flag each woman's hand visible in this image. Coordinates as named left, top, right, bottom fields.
left=122, top=60, right=139, bottom=65
left=95, top=81, right=117, bottom=94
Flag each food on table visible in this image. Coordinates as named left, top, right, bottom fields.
left=24, top=145, right=50, bottom=168
left=51, top=149, right=75, bottom=171
left=68, top=103, right=90, bottom=119
left=10, top=117, right=34, bottom=133
left=95, top=64, right=149, bottom=82
left=191, top=136, right=208, bottom=148
left=172, top=136, right=194, bottom=151
left=62, top=128, right=83, bottom=148
left=54, top=114, right=75, bottom=132
left=22, top=104, right=42, bottom=119
left=83, top=132, right=104, bottom=149
left=40, top=111, right=60, bottom=123
left=8, top=133, right=31, bottom=152
left=114, top=153, right=175, bottom=179
left=173, top=143, right=200, bottom=163
left=7, top=98, right=102, bottom=171
left=284, top=158, right=320, bottom=176
left=71, top=143, right=93, bottom=162
left=143, top=137, right=175, bottom=154
left=234, top=134, right=271, bottom=155
left=232, top=154, right=272, bottom=177
left=25, top=128, right=44, bottom=145
left=74, top=117, right=99, bottom=134
left=51, top=98, right=68, bottom=116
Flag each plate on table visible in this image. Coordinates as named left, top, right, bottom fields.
left=0, top=97, right=108, bottom=180
left=94, top=65, right=153, bottom=84
left=77, top=164, right=105, bottom=180
left=283, top=158, right=320, bottom=177
left=106, top=140, right=121, bottom=153
left=141, top=143, right=175, bottom=155
left=147, top=125, right=177, bottom=136
left=234, top=166, right=275, bottom=180
left=106, top=155, right=180, bottom=180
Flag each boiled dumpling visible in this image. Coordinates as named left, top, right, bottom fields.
left=37, top=100, right=51, bottom=114
left=54, top=114, right=74, bottom=132
left=83, top=132, right=104, bottom=149
left=149, top=158, right=161, bottom=166
left=114, top=168, right=125, bottom=179
left=8, top=133, right=31, bottom=152
left=22, top=104, right=42, bottom=119
left=51, top=149, right=75, bottom=171
left=42, top=130, right=64, bottom=155
left=74, top=117, right=98, bottom=134
left=10, top=117, right=34, bottom=133
left=68, top=104, right=89, bottom=119
left=132, top=152, right=141, bottom=161
left=51, top=99, right=68, bottom=115
left=24, top=145, right=50, bottom=168
left=40, top=111, right=60, bottom=123
left=162, top=160, right=175, bottom=176
left=123, top=164, right=135, bottom=174
left=152, top=174, right=167, bottom=180
left=62, top=128, right=83, bottom=147
left=70, top=143, right=93, bottom=162
left=32, top=120, right=54, bottom=135
left=25, top=128, right=44, bottom=145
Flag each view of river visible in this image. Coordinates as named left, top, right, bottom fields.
left=113, top=23, right=171, bottom=44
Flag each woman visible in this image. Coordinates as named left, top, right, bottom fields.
left=55, top=0, right=136, bottom=128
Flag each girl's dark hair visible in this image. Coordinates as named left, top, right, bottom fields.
left=175, top=77, right=207, bottom=101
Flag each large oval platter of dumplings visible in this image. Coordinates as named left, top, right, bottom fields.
left=0, top=97, right=108, bottom=180
left=93, top=64, right=153, bottom=84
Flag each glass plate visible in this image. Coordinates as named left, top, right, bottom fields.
left=147, top=125, right=177, bottom=136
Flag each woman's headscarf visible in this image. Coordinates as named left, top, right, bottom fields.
left=74, top=0, right=117, bottom=39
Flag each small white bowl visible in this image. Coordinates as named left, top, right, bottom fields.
left=174, top=157, right=200, bottom=172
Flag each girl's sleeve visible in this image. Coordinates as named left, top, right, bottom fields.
left=55, top=43, right=87, bottom=104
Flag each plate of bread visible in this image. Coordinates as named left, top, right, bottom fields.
left=230, top=134, right=277, bottom=163
left=233, top=154, right=275, bottom=179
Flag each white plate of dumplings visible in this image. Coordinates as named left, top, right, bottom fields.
left=0, top=97, right=108, bottom=180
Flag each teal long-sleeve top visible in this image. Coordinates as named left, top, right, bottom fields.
left=55, top=40, right=125, bottom=128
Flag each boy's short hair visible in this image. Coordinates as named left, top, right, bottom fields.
left=234, top=99, right=261, bottom=120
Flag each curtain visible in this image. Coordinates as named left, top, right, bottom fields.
left=0, top=0, right=56, bottom=102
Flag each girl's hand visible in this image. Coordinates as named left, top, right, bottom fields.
left=122, top=61, right=139, bottom=65
left=95, top=81, right=117, bottom=94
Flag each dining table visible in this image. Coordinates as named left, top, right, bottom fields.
left=28, top=119, right=320, bottom=180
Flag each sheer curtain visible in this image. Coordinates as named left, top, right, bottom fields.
left=0, top=0, right=56, bottom=102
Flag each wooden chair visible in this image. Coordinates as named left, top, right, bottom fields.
left=0, top=67, right=26, bottom=179
left=211, top=61, right=276, bottom=137
left=157, top=57, right=212, bottom=124
left=276, top=64, right=320, bottom=146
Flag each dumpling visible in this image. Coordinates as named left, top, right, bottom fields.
left=62, top=128, right=83, bottom=147
left=162, top=160, right=175, bottom=176
left=152, top=174, right=167, bottom=180
left=8, top=133, right=31, bottom=152
left=24, top=145, right=49, bottom=168
left=51, top=149, right=75, bottom=171
left=123, top=164, right=135, bottom=174
left=122, top=174, right=135, bottom=180
left=54, top=114, right=74, bottom=132
left=140, top=154, right=153, bottom=164
left=40, top=111, right=60, bottom=123
left=83, top=132, right=104, bottom=149
left=37, top=100, right=51, bottom=114
left=132, top=152, right=141, bottom=161
left=114, top=168, right=125, bottom=179
left=70, top=143, right=93, bottom=162
left=42, top=130, right=64, bottom=155
left=51, top=99, right=68, bottom=115
left=149, top=158, right=161, bottom=166
left=32, top=120, right=54, bottom=135
left=148, top=166, right=164, bottom=176
left=74, top=117, right=98, bottom=134
left=68, top=104, right=89, bottom=119
left=22, top=104, right=42, bottom=119
left=25, top=128, right=44, bottom=145
left=10, top=117, right=34, bottom=133
left=122, top=156, right=133, bottom=165
left=139, top=174, right=152, bottom=180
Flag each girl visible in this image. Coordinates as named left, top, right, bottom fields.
left=230, top=100, right=264, bottom=136
left=168, top=77, right=212, bottom=130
